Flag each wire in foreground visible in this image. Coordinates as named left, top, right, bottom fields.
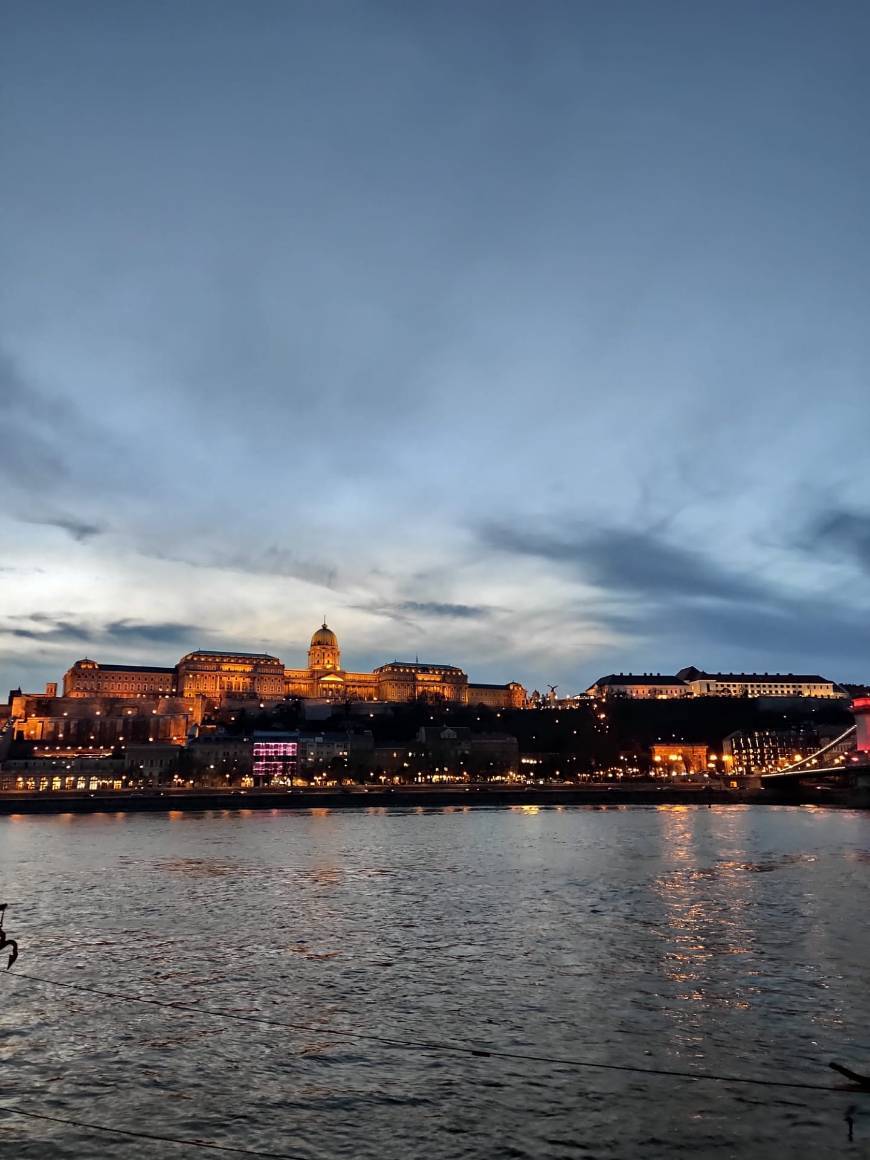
left=0, top=1104, right=302, bottom=1158
left=7, top=969, right=866, bottom=1096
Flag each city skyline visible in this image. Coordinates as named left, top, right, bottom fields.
left=4, top=1, right=870, bottom=694
left=2, top=610, right=856, bottom=703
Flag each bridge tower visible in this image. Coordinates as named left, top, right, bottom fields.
left=852, top=697, right=870, bottom=752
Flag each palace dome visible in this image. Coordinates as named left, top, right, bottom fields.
left=310, top=622, right=338, bottom=648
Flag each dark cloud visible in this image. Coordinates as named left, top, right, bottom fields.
left=480, top=522, right=767, bottom=603
left=350, top=599, right=493, bottom=626
left=4, top=618, right=95, bottom=643
left=103, top=620, right=202, bottom=646
left=481, top=519, right=870, bottom=675
left=0, top=345, right=117, bottom=538
left=0, top=616, right=201, bottom=649
left=811, top=508, right=870, bottom=572
left=644, top=595, right=870, bottom=667
left=0, top=347, right=68, bottom=488
left=396, top=601, right=489, bottom=619
left=18, top=512, right=107, bottom=542
left=151, top=545, right=338, bottom=590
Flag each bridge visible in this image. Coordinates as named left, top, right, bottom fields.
left=760, top=696, right=870, bottom=785
left=759, top=723, right=857, bottom=783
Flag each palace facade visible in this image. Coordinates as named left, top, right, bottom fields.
left=60, top=622, right=526, bottom=711
left=586, top=668, right=844, bottom=699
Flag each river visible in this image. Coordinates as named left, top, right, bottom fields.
left=1, top=804, right=868, bottom=1158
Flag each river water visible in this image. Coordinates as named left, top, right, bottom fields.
left=0, top=804, right=868, bottom=1159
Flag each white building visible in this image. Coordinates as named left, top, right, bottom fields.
left=676, top=667, right=843, bottom=699
left=586, top=674, right=689, bottom=699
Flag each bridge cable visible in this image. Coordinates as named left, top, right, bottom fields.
left=7, top=969, right=865, bottom=1096
left=0, top=1104, right=304, bottom=1158
left=764, top=725, right=857, bottom=778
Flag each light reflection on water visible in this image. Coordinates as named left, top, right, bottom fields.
left=0, top=804, right=868, bottom=1159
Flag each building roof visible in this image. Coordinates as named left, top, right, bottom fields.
left=678, top=668, right=832, bottom=684
left=310, top=622, right=338, bottom=648
left=374, top=661, right=465, bottom=674
left=69, top=661, right=175, bottom=673
left=591, top=674, right=686, bottom=687
left=180, top=650, right=281, bottom=662
left=468, top=682, right=511, bottom=690
left=97, top=664, right=176, bottom=674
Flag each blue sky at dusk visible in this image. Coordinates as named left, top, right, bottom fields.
left=2, top=0, right=870, bottom=694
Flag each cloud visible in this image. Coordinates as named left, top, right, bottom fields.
left=0, top=347, right=69, bottom=489
left=480, top=522, right=767, bottom=603
left=479, top=518, right=870, bottom=673
left=4, top=618, right=95, bottom=643
left=150, top=545, right=338, bottom=589
left=17, top=512, right=107, bottom=541
left=349, top=598, right=494, bottom=627
left=0, top=615, right=202, bottom=650
left=102, top=620, right=203, bottom=646
left=0, top=345, right=116, bottom=542
left=811, top=508, right=870, bottom=573
left=647, top=593, right=870, bottom=666
left=395, top=600, right=490, bottom=619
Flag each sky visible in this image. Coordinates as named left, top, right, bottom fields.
left=2, top=0, right=870, bottom=696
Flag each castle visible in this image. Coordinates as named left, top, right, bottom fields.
left=61, top=621, right=526, bottom=711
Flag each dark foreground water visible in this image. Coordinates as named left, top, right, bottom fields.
left=1, top=804, right=869, bottom=1159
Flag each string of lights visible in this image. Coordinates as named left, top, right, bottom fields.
left=7, top=969, right=865, bottom=1096
left=0, top=1104, right=304, bottom=1158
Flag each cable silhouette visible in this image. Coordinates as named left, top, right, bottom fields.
left=7, top=969, right=866, bottom=1096
left=0, top=1104, right=303, bottom=1158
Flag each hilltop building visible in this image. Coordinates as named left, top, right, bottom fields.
left=586, top=674, right=689, bottom=699
left=675, top=667, right=842, bottom=699
left=63, top=652, right=284, bottom=703
left=59, top=621, right=526, bottom=711
left=587, top=668, right=843, bottom=700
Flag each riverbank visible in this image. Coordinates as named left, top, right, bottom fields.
left=0, top=783, right=866, bottom=814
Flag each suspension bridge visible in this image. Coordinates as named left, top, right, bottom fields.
left=760, top=697, right=870, bottom=785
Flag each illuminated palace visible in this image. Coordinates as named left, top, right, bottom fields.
left=62, top=621, right=526, bottom=711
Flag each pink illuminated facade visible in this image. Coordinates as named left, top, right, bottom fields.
left=252, top=733, right=298, bottom=785
left=852, top=698, right=870, bottom=752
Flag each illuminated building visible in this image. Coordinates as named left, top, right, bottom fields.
left=252, top=732, right=298, bottom=785
left=587, top=668, right=844, bottom=700
left=63, top=660, right=176, bottom=699
left=464, top=682, right=526, bottom=709
left=10, top=694, right=192, bottom=746
left=283, top=624, right=379, bottom=701
left=176, top=650, right=285, bottom=702
left=372, top=661, right=467, bottom=704
left=284, top=622, right=525, bottom=708
left=64, top=651, right=286, bottom=708
left=649, top=743, right=711, bottom=774
left=676, top=667, right=842, bottom=698
left=56, top=620, right=526, bottom=711
left=854, top=697, right=870, bottom=752
left=721, top=727, right=839, bottom=773
left=587, top=674, right=689, bottom=699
